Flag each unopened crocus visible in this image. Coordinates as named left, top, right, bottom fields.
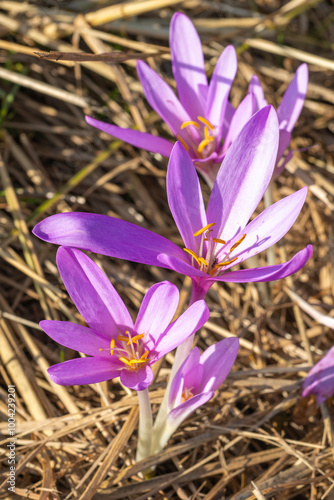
left=33, top=107, right=312, bottom=306
left=302, top=347, right=334, bottom=405
left=150, top=338, right=239, bottom=454
left=85, top=13, right=307, bottom=186
left=41, top=246, right=210, bottom=390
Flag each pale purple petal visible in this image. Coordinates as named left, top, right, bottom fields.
left=278, top=64, right=308, bottom=133
left=48, top=357, right=121, bottom=385
left=248, top=75, right=267, bottom=111
left=199, top=338, right=239, bottom=392
left=221, top=100, right=235, bottom=137
left=169, top=12, right=208, bottom=119
left=135, top=282, right=179, bottom=341
left=167, top=142, right=207, bottom=251
left=206, top=45, right=237, bottom=132
left=215, top=187, right=308, bottom=264
left=302, top=346, right=334, bottom=405
left=40, top=320, right=115, bottom=358
left=214, top=245, right=312, bottom=283
left=150, top=300, right=209, bottom=360
left=183, top=360, right=203, bottom=394
left=169, top=347, right=200, bottom=408
left=85, top=116, right=173, bottom=157
left=33, top=213, right=185, bottom=268
left=120, top=365, right=154, bottom=391
left=276, top=129, right=291, bottom=162
left=136, top=60, right=195, bottom=144
left=207, top=106, right=279, bottom=242
left=222, top=93, right=256, bottom=152
left=167, top=392, right=214, bottom=423
left=57, top=247, right=133, bottom=337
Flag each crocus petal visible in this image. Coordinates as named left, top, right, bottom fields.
left=248, top=75, right=267, bottom=111
left=169, top=347, right=201, bottom=408
left=276, top=129, right=291, bottom=163
left=277, top=64, right=308, bottom=133
left=135, top=282, right=179, bottom=340
left=136, top=60, right=193, bottom=142
left=33, top=213, right=186, bottom=268
left=302, top=346, right=334, bottom=405
left=206, top=45, right=237, bottom=132
left=150, top=300, right=210, bottom=360
left=167, top=142, right=207, bottom=251
left=214, top=245, right=312, bottom=283
left=85, top=116, right=173, bottom=157
left=120, top=365, right=154, bottom=391
left=199, top=338, right=239, bottom=392
left=57, top=247, right=133, bottom=337
left=40, top=320, right=116, bottom=358
left=207, top=106, right=279, bottom=242
left=167, top=392, right=214, bottom=424
left=221, top=100, right=235, bottom=138
left=222, top=93, right=256, bottom=152
left=169, top=12, right=208, bottom=119
left=48, top=357, right=121, bottom=385
left=215, top=187, right=308, bottom=264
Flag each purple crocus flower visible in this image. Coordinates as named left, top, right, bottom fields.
left=302, top=347, right=334, bottom=405
left=33, top=107, right=312, bottom=303
left=41, top=246, right=209, bottom=391
left=85, top=13, right=307, bottom=187
left=150, top=338, right=239, bottom=453
left=168, top=337, right=239, bottom=421
left=248, top=64, right=308, bottom=179
left=86, top=11, right=238, bottom=186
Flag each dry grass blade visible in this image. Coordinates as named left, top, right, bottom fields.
left=0, top=0, right=333, bottom=498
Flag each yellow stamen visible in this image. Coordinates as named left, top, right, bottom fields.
left=127, top=333, right=145, bottom=345
left=183, top=247, right=202, bottom=266
left=117, top=335, right=128, bottom=342
left=180, top=120, right=200, bottom=129
left=198, top=257, right=208, bottom=267
left=215, top=257, right=238, bottom=268
left=193, top=222, right=215, bottom=237
left=129, top=358, right=147, bottom=365
left=197, top=116, right=215, bottom=130
left=176, top=134, right=189, bottom=151
left=119, top=356, right=133, bottom=366
left=110, top=338, right=115, bottom=355
left=204, top=127, right=211, bottom=140
left=141, top=350, right=149, bottom=359
left=99, top=348, right=103, bottom=351
left=197, top=138, right=213, bottom=154
left=230, top=234, right=246, bottom=252
left=212, top=238, right=226, bottom=245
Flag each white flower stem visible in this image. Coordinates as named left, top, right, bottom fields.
left=136, top=388, right=153, bottom=463
left=151, top=281, right=207, bottom=454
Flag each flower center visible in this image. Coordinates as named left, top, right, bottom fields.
left=183, top=223, right=246, bottom=276
left=177, top=116, right=216, bottom=158
left=181, top=387, right=194, bottom=403
left=99, top=331, right=150, bottom=371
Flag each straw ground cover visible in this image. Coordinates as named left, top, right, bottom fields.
left=0, top=0, right=333, bottom=498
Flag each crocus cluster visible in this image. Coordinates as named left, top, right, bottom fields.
left=86, top=12, right=308, bottom=187
left=34, top=11, right=312, bottom=465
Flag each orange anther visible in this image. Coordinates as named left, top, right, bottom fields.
left=230, top=234, right=246, bottom=252
left=197, top=116, right=215, bottom=130
left=193, top=222, right=215, bottom=237
left=180, top=120, right=199, bottom=129
left=176, top=134, right=189, bottom=151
